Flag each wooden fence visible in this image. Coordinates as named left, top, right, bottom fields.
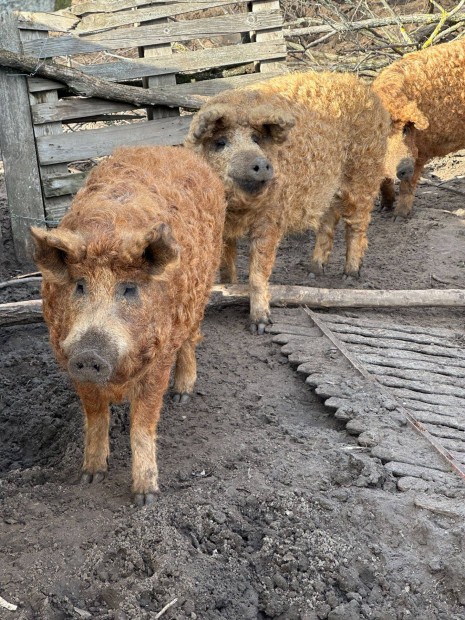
left=0, top=0, right=287, bottom=264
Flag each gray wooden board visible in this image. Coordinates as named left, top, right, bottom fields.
left=36, top=115, right=192, bottom=164
left=76, top=1, right=249, bottom=34
left=322, top=313, right=455, bottom=338
left=22, top=11, right=283, bottom=57
left=273, top=310, right=465, bottom=490
left=82, top=41, right=286, bottom=81
left=0, top=15, right=45, bottom=265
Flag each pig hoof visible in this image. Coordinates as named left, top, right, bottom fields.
left=172, top=392, right=191, bottom=405
left=309, top=260, right=325, bottom=276
left=81, top=470, right=106, bottom=484
left=249, top=320, right=270, bottom=335
left=133, top=492, right=158, bottom=507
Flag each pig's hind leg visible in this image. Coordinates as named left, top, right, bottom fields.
left=172, top=328, right=202, bottom=404
left=77, top=386, right=110, bottom=483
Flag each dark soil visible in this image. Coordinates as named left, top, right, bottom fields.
left=1, top=152, right=465, bottom=620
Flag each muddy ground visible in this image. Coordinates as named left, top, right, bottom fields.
left=1, top=151, right=465, bottom=620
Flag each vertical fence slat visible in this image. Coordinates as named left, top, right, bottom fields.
left=20, top=28, right=71, bottom=225
left=251, top=0, right=284, bottom=73
left=0, top=14, right=46, bottom=266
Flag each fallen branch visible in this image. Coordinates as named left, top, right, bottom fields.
left=211, top=284, right=465, bottom=309
left=284, top=11, right=465, bottom=38
left=0, top=276, right=42, bottom=290
left=0, top=48, right=205, bottom=110
left=3, top=286, right=465, bottom=327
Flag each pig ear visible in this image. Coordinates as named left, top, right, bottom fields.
left=187, top=104, right=232, bottom=142
left=142, top=223, right=180, bottom=276
left=402, top=101, right=429, bottom=131
left=30, top=227, right=86, bottom=282
left=249, top=106, right=296, bottom=144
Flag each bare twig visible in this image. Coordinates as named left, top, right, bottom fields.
left=155, top=598, right=178, bottom=619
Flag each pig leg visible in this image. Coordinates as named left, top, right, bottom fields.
left=130, top=364, right=171, bottom=506
left=342, top=191, right=376, bottom=277
left=249, top=219, right=281, bottom=334
left=220, top=238, right=238, bottom=284
left=172, top=328, right=202, bottom=404
left=310, top=201, right=341, bottom=275
left=395, top=157, right=427, bottom=219
left=379, top=178, right=396, bottom=211
left=77, top=385, right=110, bottom=483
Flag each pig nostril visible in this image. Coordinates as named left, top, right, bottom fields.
left=253, top=165, right=260, bottom=172
left=77, top=362, right=84, bottom=369
left=93, top=364, right=100, bottom=372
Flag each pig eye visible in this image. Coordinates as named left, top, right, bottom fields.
left=118, top=283, right=139, bottom=300
left=214, top=137, right=227, bottom=151
left=403, top=123, right=411, bottom=136
left=251, top=134, right=261, bottom=144
left=75, top=280, right=86, bottom=296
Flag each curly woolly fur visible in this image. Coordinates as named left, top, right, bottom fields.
left=31, top=146, right=226, bottom=502
left=373, top=38, right=465, bottom=217
left=186, top=71, right=391, bottom=328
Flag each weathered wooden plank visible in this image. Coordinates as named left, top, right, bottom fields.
left=44, top=195, right=73, bottom=225
left=266, top=324, right=322, bottom=337
left=161, top=71, right=281, bottom=97
left=343, top=334, right=465, bottom=360
left=327, top=323, right=458, bottom=349
left=365, top=364, right=465, bottom=389
left=373, top=374, right=465, bottom=399
left=371, top=443, right=450, bottom=472
left=36, top=115, right=192, bottom=164
left=77, top=1, right=247, bottom=34
left=28, top=77, right=64, bottom=93
left=22, top=11, right=283, bottom=57
left=321, top=314, right=455, bottom=338
left=357, top=352, right=465, bottom=379
left=142, top=12, right=179, bottom=124
left=252, top=0, right=285, bottom=74
left=42, top=172, right=87, bottom=198
left=387, top=386, right=465, bottom=410
left=0, top=15, right=46, bottom=265
left=69, top=0, right=178, bottom=16
left=21, top=29, right=70, bottom=221
left=17, top=11, right=80, bottom=32
left=32, top=97, right=139, bottom=124
left=400, top=400, right=465, bottom=421
left=423, top=424, right=465, bottom=442
left=414, top=495, right=465, bottom=519
left=31, top=73, right=280, bottom=125
left=83, top=40, right=286, bottom=81
left=384, top=461, right=461, bottom=484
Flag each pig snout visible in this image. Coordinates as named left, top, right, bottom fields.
left=229, top=151, right=274, bottom=194
left=67, top=330, right=118, bottom=385
left=396, top=158, right=415, bottom=182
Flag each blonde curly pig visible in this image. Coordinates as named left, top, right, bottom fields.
left=373, top=38, right=465, bottom=218
left=186, top=71, right=394, bottom=333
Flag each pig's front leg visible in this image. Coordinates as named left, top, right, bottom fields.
left=77, top=385, right=110, bottom=483
left=249, top=219, right=280, bottom=335
left=130, top=365, right=171, bottom=506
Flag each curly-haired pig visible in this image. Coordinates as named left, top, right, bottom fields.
left=31, top=146, right=226, bottom=506
left=185, top=71, right=394, bottom=333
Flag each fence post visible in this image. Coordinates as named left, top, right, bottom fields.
left=0, top=13, right=46, bottom=267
